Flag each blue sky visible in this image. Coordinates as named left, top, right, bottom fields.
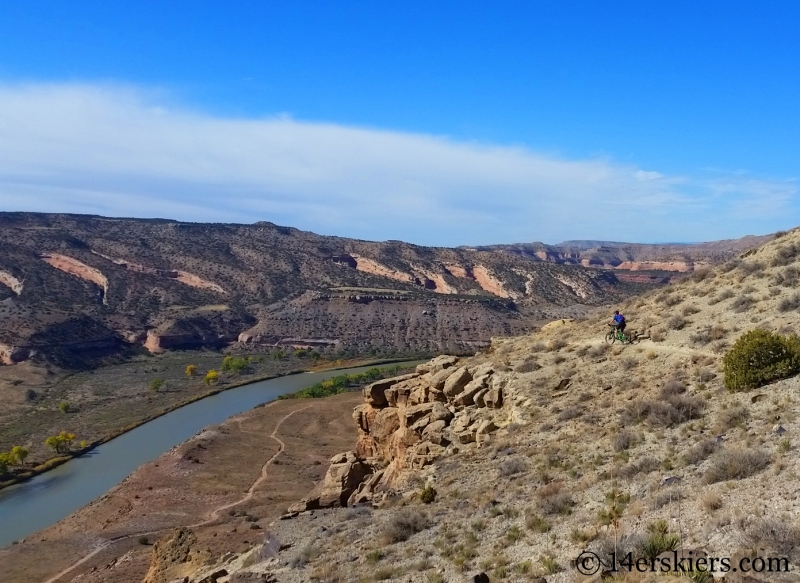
left=1, top=2, right=799, bottom=245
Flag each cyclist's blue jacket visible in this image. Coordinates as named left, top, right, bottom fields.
left=613, top=314, right=625, bottom=324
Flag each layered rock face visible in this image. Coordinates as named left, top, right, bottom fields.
left=290, top=355, right=515, bottom=512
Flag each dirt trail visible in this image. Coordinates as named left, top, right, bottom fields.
left=42, top=405, right=311, bottom=583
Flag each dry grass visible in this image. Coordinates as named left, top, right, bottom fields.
left=498, top=457, right=528, bottom=477
left=684, top=438, right=718, bottom=465
left=380, top=511, right=431, bottom=544
left=704, top=447, right=771, bottom=484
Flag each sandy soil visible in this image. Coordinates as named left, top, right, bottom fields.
left=0, top=391, right=362, bottom=583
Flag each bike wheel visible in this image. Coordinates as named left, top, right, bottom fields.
left=604, top=330, right=616, bottom=344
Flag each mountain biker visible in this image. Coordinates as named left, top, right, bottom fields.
left=610, top=310, right=626, bottom=335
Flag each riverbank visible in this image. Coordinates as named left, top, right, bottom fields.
left=0, top=355, right=421, bottom=493
left=0, top=390, right=366, bottom=583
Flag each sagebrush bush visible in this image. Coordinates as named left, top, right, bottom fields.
left=684, top=439, right=718, bottom=465
left=704, top=447, right=771, bottom=483
left=380, top=511, right=430, bottom=544
left=778, top=293, right=800, bottom=312
left=771, top=243, right=800, bottom=267
left=723, top=329, right=800, bottom=391
left=498, top=457, right=528, bottom=477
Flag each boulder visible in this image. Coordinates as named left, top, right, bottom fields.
left=347, top=469, right=385, bottom=506
left=454, top=430, right=476, bottom=444
left=451, top=411, right=473, bottom=432
left=429, top=367, right=456, bottom=390
left=469, top=363, right=495, bottom=378
left=429, top=401, right=453, bottom=423
left=404, top=402, right=436, bottom=426
left=484, top=379, right=503, bottom=409
left=363, top=373, right=418, bottom=407
left=476, top=419, right=497, bottom=434
left=422, top=419, right=448, bottom=444
left=443, top=366, right=472, bottom=398
left=416, top=355, right=459, bottom=375
left=473, top=388, right=489, bottom=408
left=288, top=451, right=370, bottom=511
left=410, top=441, right=447, bottom=468
left=453, top=374, right=490, bottom=407
left=372, top=407, right=401, bottom=441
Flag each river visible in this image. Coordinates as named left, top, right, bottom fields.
left=0, top=362, right=420, bottom=548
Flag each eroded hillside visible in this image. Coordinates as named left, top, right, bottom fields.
left=163, top=228, right=800, bottom=582
left=0, top=213, right=688, bottom=369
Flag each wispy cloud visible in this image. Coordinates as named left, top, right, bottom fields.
left=0, top=83, right=795, bottom=245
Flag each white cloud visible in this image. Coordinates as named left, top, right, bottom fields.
left=0, top=83, right=796, bottom=245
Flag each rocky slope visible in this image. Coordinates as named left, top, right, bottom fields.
left=164, top=228, right=800, bottom=582
left=0, top=212, right=697, bottom=368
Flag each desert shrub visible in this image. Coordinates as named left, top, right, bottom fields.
left=529, top=342, right=545, bottom=353
left=778, top=293, right=800, bottom=312
left=640, top=520, right=680, bottom=559
left=660, top=379, right=686, bottom=398
left=621, top=394, right=704, bottom=428
left=556, top=406, right=582, bottom=421
left=650, top=328, right=665, bottom=342
left=514, top=359, right=540, bottom=373
left=691, top=268, right=712, bottom=282
left=575, top=345, right=590, bottom=357
left=774, top=265, right=800, bottom=287
left=691, top=324, right=727, bottom=345
left=704, top=447, right=771, bottom=483
left=708, top=289, right=735, bottom=305
left=731, top=294, right=755, bottom=312
left=498, top=457, right=528, bottom=476
left=723, top=329, right=800, bottom=391
left=380, top=511, right=430, bottom=544
left=419, top=485, right=437, bottom=504
left=684, top=439, right=718, bottom=465
left=682, top=304, right=700, bottom=316
left=651, top=488, right=683, bottom=510
left=663, top=295, right=684, bottom=307
left=702, top=490, right=723, bottom=511
left=621, top=356, right=638, bottom=370
left=771, top=243, right=800, bottom=267
left=741, top=518, right=800, bottom=554
left=537, top=482, right=574, bottom=515
left=667, top=316, right=687, bottom=330
left=618, top=456, right=660, bottom=479
left=613, top=429, right=634, bottom=452
left=547, top=338, right=567, bottom=352
left=737, top=261, right=765, bottom=277
left=775, top=230, right=790, bottom=238
left=587, top=344, right=607, bottom=357
left=716, top=405, right=749, bottom=429
left=697, top=368, right=716, bottom=382
left=525, top=512, right=550, bottom=533
left=719, top=260, right=740, bottom=273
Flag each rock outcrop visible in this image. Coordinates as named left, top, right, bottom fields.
left=288, top=354, right=512, bottom=512
left=143, top=527, right=211, bottom=583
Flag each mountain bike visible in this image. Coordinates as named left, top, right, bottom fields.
left=605, top=325, right=636, bottom=345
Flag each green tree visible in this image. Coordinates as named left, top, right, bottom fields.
left=185, top=364, right=197, bottom=377
left=204, top=370, right=219, bottom=386
left=723, top=329, right=800, bottom=391
left=149, top=378, right=165, bottom=392
left=0, top=452, right=10, bottom=475
left=222, top=356, right=249, bottom=374
left=10, top=446, right=28, bottom=466
left=58, top=401, right=70, bottom=413
left=45, top=431, right=76, bottom=454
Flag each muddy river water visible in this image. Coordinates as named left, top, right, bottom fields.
left=0, top=362, right=420, bottom=548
